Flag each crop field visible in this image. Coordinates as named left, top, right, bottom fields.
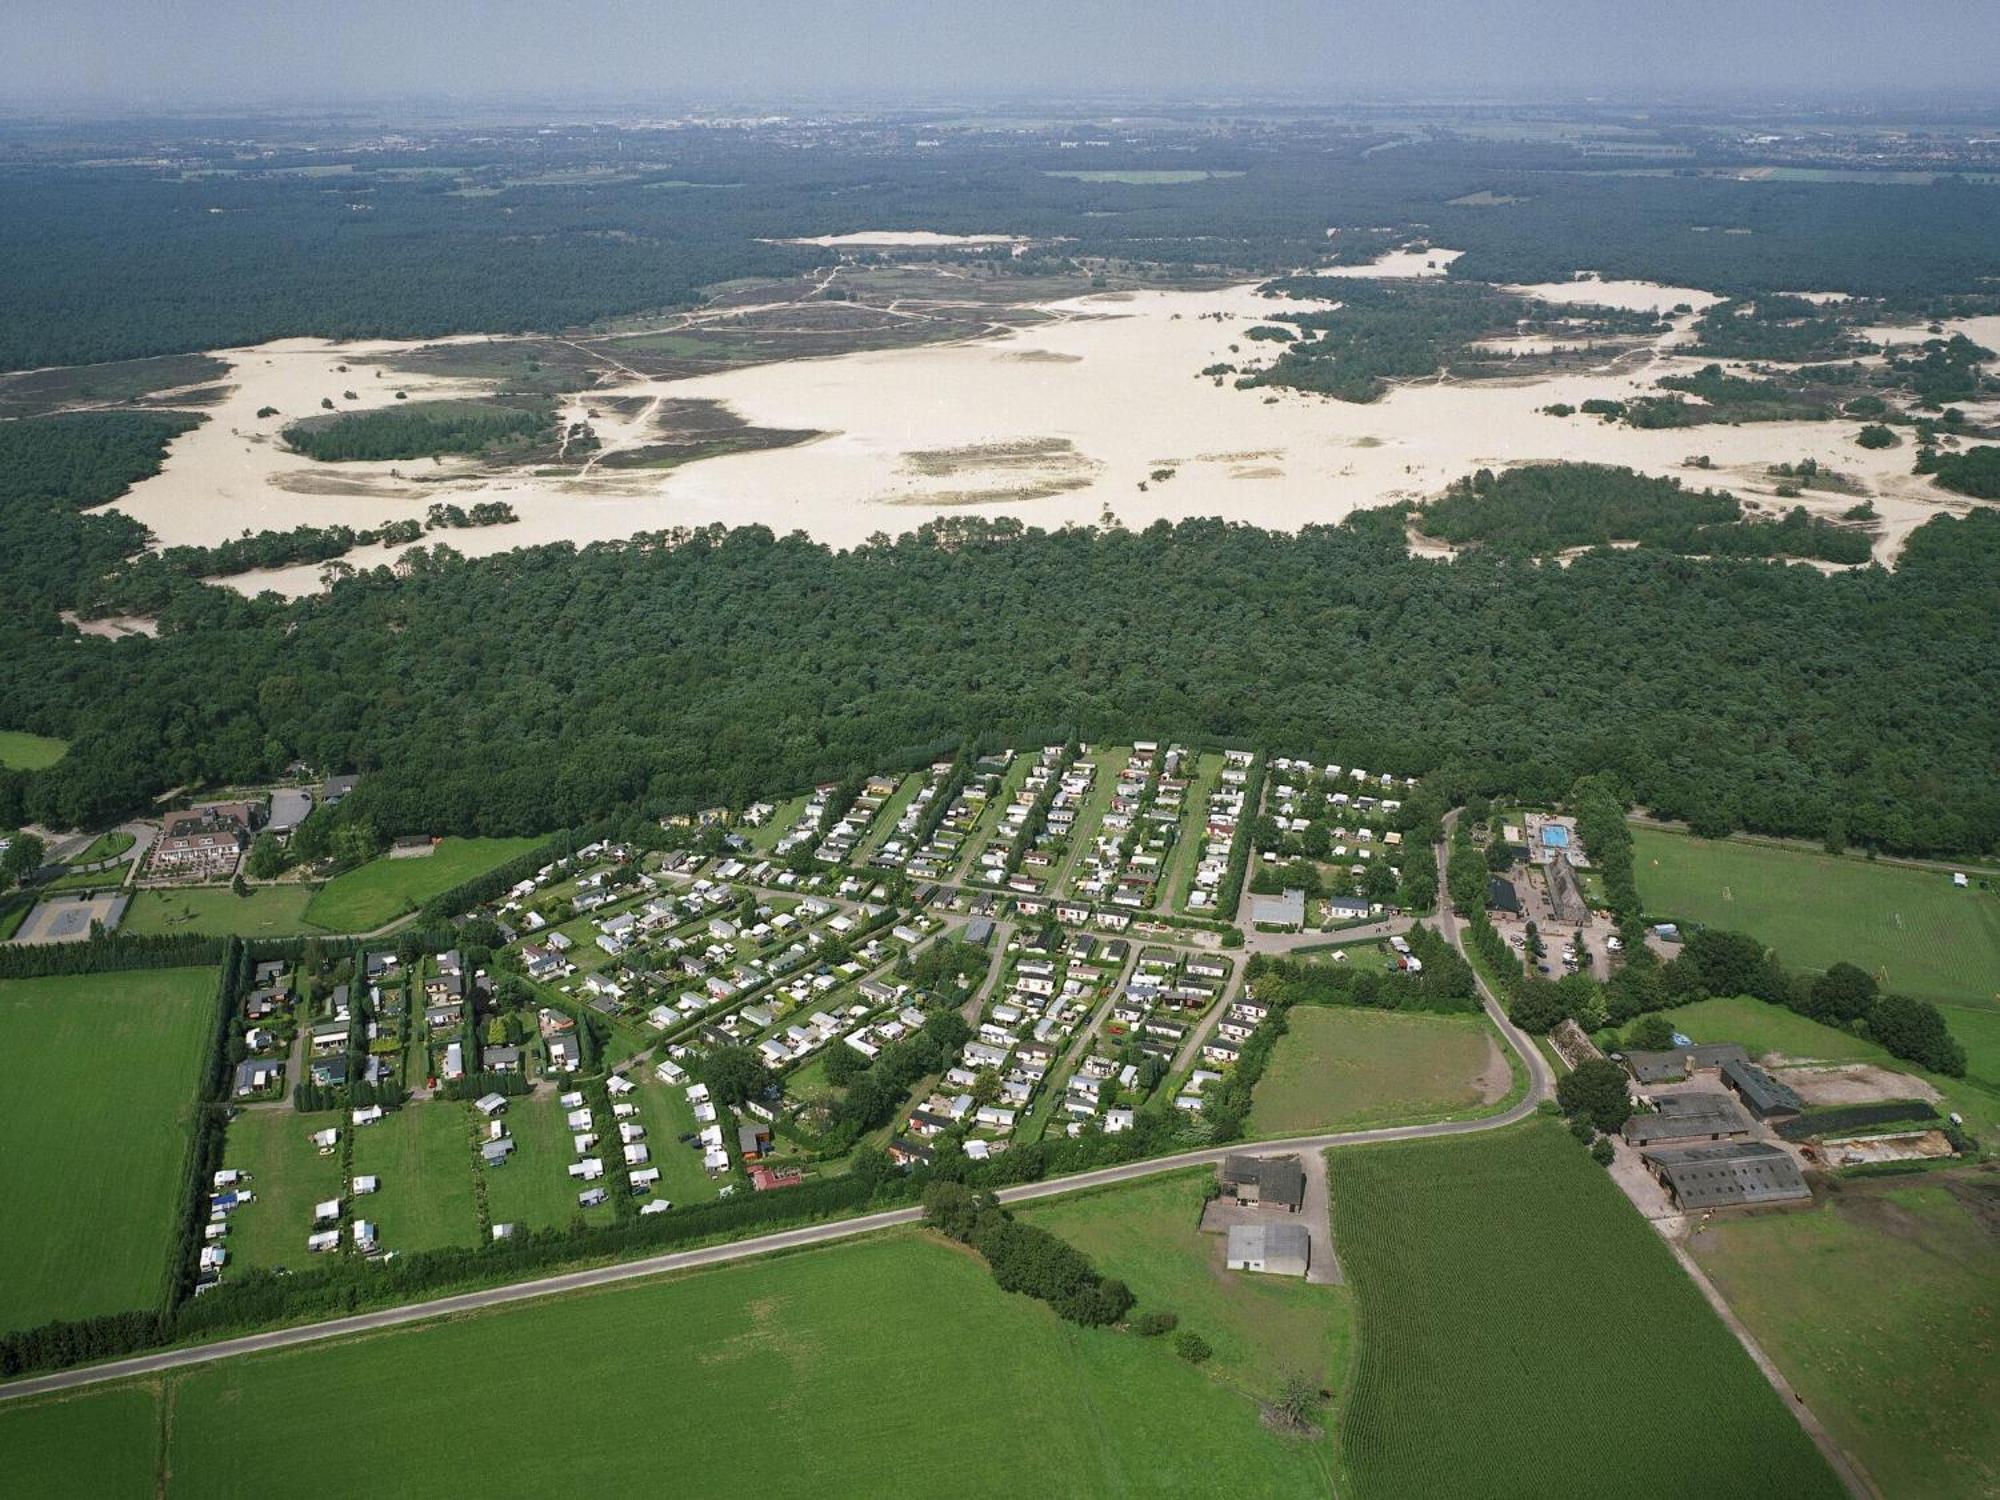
left=1247, top=1007, right=1505, bottom=1137
left=1689, top=1169, right=1999, bottom=1500
left=0, top=1233, right=1328, bottom=1497
left=1632, top=827, right=2000, bottom=1007
left=1021, top=1169, right=1351, bottom=1407
left=301, top=837, right=540, bottom=932
left=0, top=968, right=216, bottom=1331
left=0, top=730, right=69, bottom=770
left=0, top=1385, right=161, bottom=1496
left=350, top=1104, right=481, bottom=1255
left=121, top=884, right=322, bottom=938
left=220, top=1109, right=345, bottom=1270
left=481, top=1092, right=619, bottom=1232
left=1330, top=1123, right=1842, bottom=1499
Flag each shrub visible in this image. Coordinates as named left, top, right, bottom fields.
left=1590, top=1137, right=1616, bottom=1166
left=1133, top=1310, right=1180, bottom=1336
left=1175, top=1331, right=1213, bottom=1364
left=1854, top=423, right=1898, bottom=450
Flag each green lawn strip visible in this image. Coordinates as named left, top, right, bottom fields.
left=1020, top=1168, right=1352, bottom=1408
left=954, top=751, right=1033, bottom=880
left=0, top=730, right=69, bottom=770
left=745, top=794, right=809, bottom=854
left=301, top=837, right=542, bottom=933
left=1282, top=938, right=1394, bottom=969
left=135, top=1233, right=1324, bottom=1497
left=1164, top=751, right=1224, bottom=914
left=1246, top=1007, right=1506, bottom=1138
left=480, top=1091, right=616, bottom=1234
left=1053, top=744, right=1132, bottom=894
left=349, top=1103, right=482, bottom=1256
left=631, top=1070, right=724, bottom=1206
left=851, top=771, right=926, bottom=864
left=120, top=885, right=324, bottom=938
left=1689, top=1171, right=1999, bottom=1500
left=220, top=1109, right=346, bottom=1271
left=0, top=968, right=216, bottom=1331
left=1331, top=1122, right=1844, bottom=1499
left=1652, top=994, right=2000, bottom=1141
left=1632, top=825, right=2000, bottom=1008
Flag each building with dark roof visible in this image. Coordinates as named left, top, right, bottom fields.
left=1621, top=1092, right=1754, bottom=1146
left=1621, top=1043, right=1750, bottom=1086
left=1220, top=1154, right=1306, bottom=1211
left=1640, top=1141, right=1810, bottom=1210
left=1721, top=1057, right=1803, bottom=1118
left=1487, top=877, right=1522, bottom=916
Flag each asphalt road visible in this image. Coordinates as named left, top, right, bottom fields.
left=1, top=831, right=1552, bottom=1406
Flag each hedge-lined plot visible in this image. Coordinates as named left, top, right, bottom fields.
left=0, top=968, right=216, bottom=1331
left=1330, top=1123, right=1843, bottom=1499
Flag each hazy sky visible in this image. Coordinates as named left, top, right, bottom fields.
left=12, top=0, right=1999, bottom=106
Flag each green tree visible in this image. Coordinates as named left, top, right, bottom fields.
left=702, top=1045, right=774, bottom=1107
left=1, top=832, right=45, bottom=887
left=1556, top=1057, right=1633, bottom=1134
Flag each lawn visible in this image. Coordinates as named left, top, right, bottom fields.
left=0, top=1233, right=1330, bottom=1497
left=0, top=730, right=68, bottom=770
left=1053, top=745, right=1131, bottom=893
left=220, top=1109, right=346, bottom=1271
left=0, top=968, right=216, bottom=1331
left=1632, top=826, right=2000, bottom=1008
left=1688, top=1170, right=1998, bottom=1500
left=1247, top=1007, right=1505, bottom=1137
left=302, top=837, right=540, bottom=932
left=481, top=1091, right=617, bottom=1233
left=851, top=771, right=925, bottom=864
left=121, top=884, right=322, bottom=938
left=1653, top=993, right=2000, bottom=1142
left=1164, top=752, right=1225, bottom=914
left=1330, top=1122, right=1842, bottom=1499
left=631, top=1070, right=726, bottom=1207
left=744, top=793, right=808, bottom=854
left=0, top=1385, right=160, bottom=1496
left=1021, top=1169, right=1352, bottom=1408
left=350, top=1103, right=482, bottom=1255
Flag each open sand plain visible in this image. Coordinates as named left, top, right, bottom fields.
left=96, top=251, right=1993, bottom=598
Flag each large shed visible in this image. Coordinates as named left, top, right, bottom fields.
left=1720, top=1058, right=1803, bottom=1119
left=1226, top=1221, right=1311, bottom=1277
left=1621, top=1092, right=1753, bottom=1146
left=1640, top=1141, right=1810, bottom=1210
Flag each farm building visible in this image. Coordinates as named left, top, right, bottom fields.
left=1220, top=1154, right=1306, bottom=1211
left=1621, top=1092, right=1753, bottom=1147
left=1621, top=1043, right=1749, bottom=1086
left=1639, top=1141, right=1810, bottom=1210
left=1226, top=1221, right=1311, bottom=1278
left=1720, top=1058, right=1803, bottom=1119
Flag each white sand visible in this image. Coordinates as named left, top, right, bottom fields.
left=778, top=231, right=1028, bottom=247
left=107, top=270, right=1993, bottom=600
left=1313, top=247, right=1463, bottom=279
left=1502, top=275, right=1722, bottom=316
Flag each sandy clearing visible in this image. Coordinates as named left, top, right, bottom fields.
left=1312, top=246, right=1463, bottom=278
left=776, top=231, right=1027, bottom=247
left=105, top=267, right=1994, bottom=599
left=1503, top=275, right=1723, bottom=315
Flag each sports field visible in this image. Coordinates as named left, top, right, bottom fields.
left=121, top=884, right=322, bottom=938
left=1689, top=1170, right=1998, bottom=1500
left=350, top=1104, right=481, bottom=1255
left=0, top=1233, right=1328, bottom=1497
left=0, top=968, right=216, bottom=1331
left=1330, top=1122, right=1842, bottom=1499
left=1022, top=1169, right=1351, bottom=1408
left=302, top=837, right=540, bottom=932
left=1632, top=827, right=2000, bottom=1008
left=0, top=730, right=68, bottom=770
left=1247, top=1006, right=1507, bottom=1137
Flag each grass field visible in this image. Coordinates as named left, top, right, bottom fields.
left=350, top=1104, right=481, bottom=1255
left=481, top=1091, right=617, bottom=1233
left=743, top=793, right=809, bottom=854
left=631, top=1070, right=726, bottom=1206
left=1247, top=1007, right=1504, bottom=1138
left=1163, top=752, right=1224, bottom=914
left=121, top=884, right=322, bottom=938
left=1021, top=1170, right=1351, bottom=1408
left=0, top=968, right=215, bottom=1331
left=851, top=771, right=925, bottom=864
left=220, top=1110, right=346, bottom=1271
left=0, top=730, right=69, bottom=770
left=302, top=837, right=540, bottom=932
left=1330, top=1122, right=1843, bottom=1499
left=1688, top=1170, right=1998, bottom=1500
left=0, top=1233, right=1329, bottom=1497
left=1633, top=826, right=2000, bottom=1008
left=1053, top=745, right=1131, bottom=893
left=0, top=1385, right=160, bottom=1496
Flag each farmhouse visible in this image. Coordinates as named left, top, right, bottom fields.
left=1621, top=1093, right=1753, bottom=1146
left=1219, top=1154, right=1306, bottom=1211
left=1226, top=1221, right=1311, bottom=1278
left=232, top=1059, right=280, bottom=1096
left=1639, top=1141, right=1811, bottom=1210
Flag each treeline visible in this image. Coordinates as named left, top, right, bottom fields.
left=1418, top=464, right=1872, bottom=564
left=1245, top=925, right=1480, bottom=1016
left=813, top=1008, right=973, bottom=1155
left=1926, top=444, right=2000, bottom=499
left=283, top=398, right=556, bottom=462
left=922, top=1180, right=1134, bottom=1326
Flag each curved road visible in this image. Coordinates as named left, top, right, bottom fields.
left=1, top=836, right=1549, bottom=1405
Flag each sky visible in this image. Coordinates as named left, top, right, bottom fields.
left=10, top=0, right=1999, bottom=107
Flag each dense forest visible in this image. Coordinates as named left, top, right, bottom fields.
left=283, top=398, right=558, bottom=463
left=1927, top=444, right=2000, bottom=499
left=3, top=123, right=1998, bottom=370
left=1418, top=464, right=1875, bottom=564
